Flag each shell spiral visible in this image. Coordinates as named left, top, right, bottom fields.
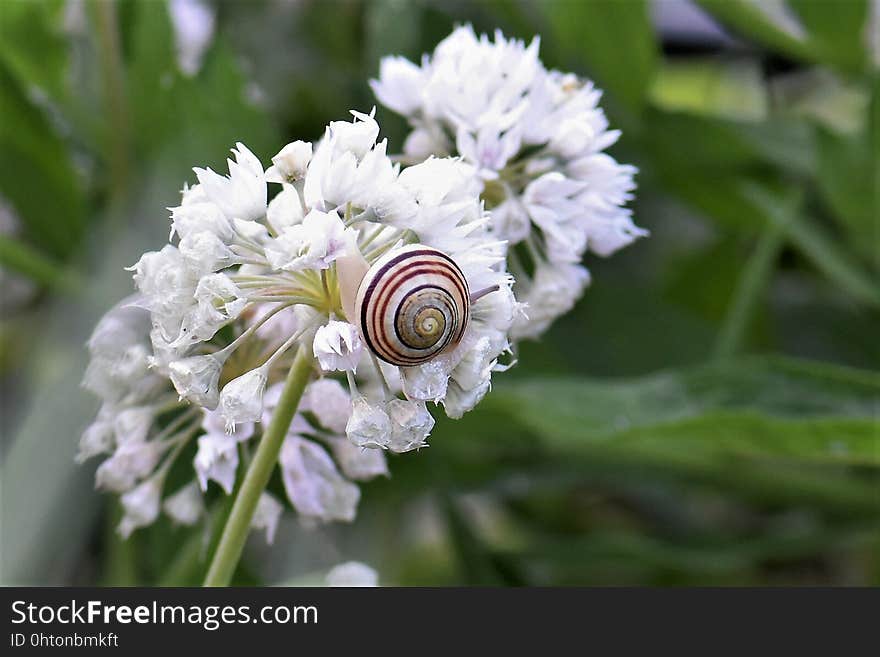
left=354, top=245, right=470, bottom=366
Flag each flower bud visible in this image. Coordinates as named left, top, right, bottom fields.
left=325, top=561, right=378, bottom=587
left=345, top=397, right=391, bottom=449
left=163, top=481, right=204, bottom=526
left=313, top=321, right=363, bottom=373
left=118, top=476, right=163, bottom=538
left=194, top=433, right=239, bottom=493
left=168, top=354, right=224, bottom=409
left=279, top=437, right=359, bottom=523
left=219, top=367, right=268, bottom=433
left=251, top=492, right=283, bottom=544
left=268, top=140, right=312, bottom=183
left=387, top=398, right=434, bottom=453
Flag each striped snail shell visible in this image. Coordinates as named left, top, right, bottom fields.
left=354, top=245, right=470, bottom=366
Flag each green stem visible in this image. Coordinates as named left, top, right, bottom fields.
left=93, top=0, right=131, bottom=197
left=0, top=235, right=80, bottom=291
left=713, top=223, right=787, bottom=360
left=784, top=218, right=880, bottom=309
left=158, top=529, right=204, bottom=586
left=101, top=501, right=138, bottom=586
left=203, top=346, right=313, bottom=587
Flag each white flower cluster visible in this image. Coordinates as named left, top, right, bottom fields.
left=79, top=26, right=643, bottom=542
left=80, top=109, right=514, bottom=538
left=372, top=25, right=645, bottom=339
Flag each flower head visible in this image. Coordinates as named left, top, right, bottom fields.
left=372, top=26, right=645, bottom=338
left=80, top=107, right=522, bottom=537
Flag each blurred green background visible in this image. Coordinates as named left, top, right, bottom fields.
left=0, top=0, right=877, bottom=586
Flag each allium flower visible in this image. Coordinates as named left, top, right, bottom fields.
left=163, top=481, right=204, bottom=526
left=279, top=436, right=360, bottom=524
left=168, top=0, right=215, bottom=77
left=80, top=109, right=515, bottom=538
left=118, top=476, right=163, bottom=538
left=313, top=320, right=363, bottom=372
left=251, top=492, right=283, bottom=544
left=194, top=433, right=239, bottom=494
left=372, top=25, right=645, bottom=337
left=325, top=561, right=379, bottom=587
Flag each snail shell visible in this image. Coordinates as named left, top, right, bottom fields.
left=353, top=245, right=470, bottom=366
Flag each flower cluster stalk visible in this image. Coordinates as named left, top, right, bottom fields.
left=203, top=345, right=312, bottom=587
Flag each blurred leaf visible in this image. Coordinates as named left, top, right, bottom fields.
left=737, top=177, right=880, bottom=309
left=606, top=413, right=877, bottom=466
left=364, top=0, right=423, bottom=71
left=788, top=0, right=869, bottom=72
left=782, top=214, right=880, bottom=309
left=815, top=127, right=876, bottom=258
left=101, top=502, right=140, bottom=585
left=695, top=0, right=813, bottom=64
left=440, top=494, right=506, bottom=585
left=0, top=0, right=68, bottom=102
left=643, top=110, right=771, bottom=170
left=644, top=167, right=767, bottom=235
left=363, top=0, right=424, bottom=147
left=770, top=68, right=869, bottom=135
left=699, top=0, right=869, bottom=73
left=542, top=0, right=658, bottom=112
left=504, top=525, right=878, bottom=585
left=651, top=166, right=879, bottom=306
left=0, top=63, right=86, bottom=257
left=650, top=57, right=768, bottom=121
left=734, top=118, right=815, bottom=177
left=642, top=111, right=815, bottom=180
left=713, top=210, right=790, bottom=360
left=664, top=236, right=749, bottom=326
left=483, top=356, right=879, bottom=462
left=126, top=1, right=278, bottom=166
left=0, top=234, right=78, bottom=290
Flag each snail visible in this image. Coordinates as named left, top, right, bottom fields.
left=337, top=244, right=498, bottom=366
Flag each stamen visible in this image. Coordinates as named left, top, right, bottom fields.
left=262, top=320, right=321, bottom=370
left=156, top=422, right=202, bottom=478
left=469, top=285, right=500, bottom=303
left=368, top=351, right=393, bottom=400
left=153, top=406, right=202, bottom=443
left=345, top=370, right=360, bottom=398
left=217, top=301, right=296, bottom=359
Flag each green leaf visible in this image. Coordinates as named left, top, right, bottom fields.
left=770, top=69, right=869, bottom=135
left=440, top=493, right=506, bottom=586
left=697, top=0, right=869, bottom=73
left=0, top=234, right=79, bottom=290
left=713, top=196, right=792, bottom=360
left=737, top=178, right=880, bottom=309
left=0, top=62, right=86, bottom=258
left=650, top=168, right=879, bottom=307
left=0, top=0, right=69, bottom=103
left=815, top=127, right=876, bottom=259
left=125, top=1, right=278, bottom=166
left=788, top=0, right=869, bottom=72
left=483, top=356, right=880, bottom=464
left=695, top=0, right=813, bottom=63
left=503, top=525, right=878, bottom=585
left=541, top=0, right=658, bottom=112
left=364, top=0, right=423, bottom=70
left=649, top=57, right=768, bottom=122
left=608, top=413, right=878, bottom=466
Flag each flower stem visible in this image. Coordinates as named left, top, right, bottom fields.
left=713, top=221, right=786, bottom=361
left=203, top=346, right=313, bottom=587
left=93, top=0, right=130, bottom=198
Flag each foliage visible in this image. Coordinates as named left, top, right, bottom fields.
left=0, top=0, right=877, bottom=586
